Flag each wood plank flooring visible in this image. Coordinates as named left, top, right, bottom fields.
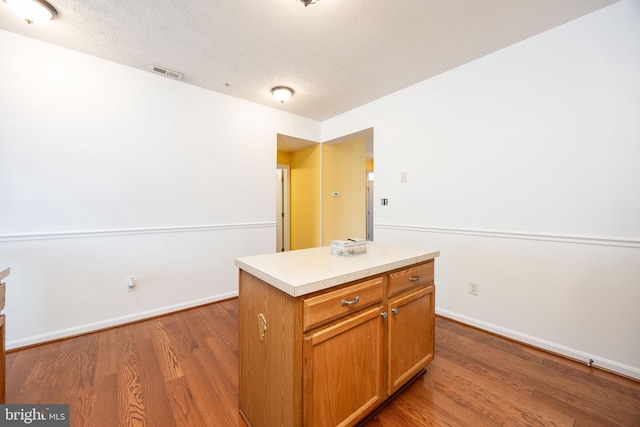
left=5, top=299, right=640, bottom=426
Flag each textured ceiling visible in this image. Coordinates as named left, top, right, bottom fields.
left=0, top=0, right=617, bottom=121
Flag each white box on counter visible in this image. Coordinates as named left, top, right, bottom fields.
left=331, top=239, right=367, bottom=257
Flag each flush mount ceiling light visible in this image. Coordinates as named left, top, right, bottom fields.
left=272, top=86, right=294, bottom=103
left=4, top=0, right=58, bottom=24
left=296, top=0, right=319, bottom=7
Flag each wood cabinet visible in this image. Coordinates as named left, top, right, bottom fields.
left=303, top=305, right=385, bottom=427
left=238, top=258, right=436, bottom=427
left=387, top=285, right=434, bottom=395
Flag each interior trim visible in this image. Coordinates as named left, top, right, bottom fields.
left=375, top=224, right=639, bottom=249
left=5, top=291, right=238, bottom=350
left=0, top=222, right=276, bottom=243
left=436, top=308, right=640, bottom=381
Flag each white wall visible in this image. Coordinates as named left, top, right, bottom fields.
left=322, top=0, right=640, bottom=379
left=0, top=29, right=321, bottom=347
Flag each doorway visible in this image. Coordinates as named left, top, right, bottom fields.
left=276, top=128, right=373, bottom=250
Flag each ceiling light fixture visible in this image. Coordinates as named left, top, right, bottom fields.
left=4, top=0, right=58, bottom=24
left=296, top=0, right=319, bottom=7
left=272, top=86, right=294, bottom=103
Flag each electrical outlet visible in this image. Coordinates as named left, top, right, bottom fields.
left=469, top=282, right=479, bottom=296
left=400, top=172, right=407, bottom=183
left=127, top=277, right=137, bottom=292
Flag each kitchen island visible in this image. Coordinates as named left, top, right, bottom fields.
left=235, top=242, right=439, bottom=427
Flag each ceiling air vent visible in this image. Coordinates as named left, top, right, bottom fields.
left=151, top=65, right=183, bottom=80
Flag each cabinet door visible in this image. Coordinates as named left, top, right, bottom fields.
left=303, top=306, right=384, bottom=427
left=387, top=285, right=434, bottom=395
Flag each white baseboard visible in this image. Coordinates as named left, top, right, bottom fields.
left=436, top=308, right=640, bottom=381
left=9, top=296, right=638, bottom=381
left=6, top=291, right=238, bottom=350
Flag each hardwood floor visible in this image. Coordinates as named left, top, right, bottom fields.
left=6, top=299, right=640, bottom=426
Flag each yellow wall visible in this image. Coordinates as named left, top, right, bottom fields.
left=277, top=150, right=291, bottom=165
left=322, top=138, right=366, bottom=245
left=290, top=144, right=321, bottom=249
left=366, top=159, right=374, bottom=171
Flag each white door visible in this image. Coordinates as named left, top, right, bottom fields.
left=276, top=165, right=290, bottom=251
left=366, top=171, right=374, bottom=241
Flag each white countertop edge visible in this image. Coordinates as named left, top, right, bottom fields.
left=234, top=261, right=298, bottom=295
left=235, top=247, right=439, bottom=297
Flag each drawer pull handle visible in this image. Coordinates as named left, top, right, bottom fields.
left=341, top=296, right=360, bottom=306
left=257, top=313, right=267, bottom=342
left=409, top=275, right=422, bottom=282
left=392, top=308, right=399, bottom=315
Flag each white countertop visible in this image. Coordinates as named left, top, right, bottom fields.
left=235, top=242, right=439, bottom=297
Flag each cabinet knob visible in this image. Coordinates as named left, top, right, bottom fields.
left=392, top=308, right=399, bottom=315
left=380, top=312, right=388, bottom=319
left=341, top=296, right=360, bottom=306
left=409, top=275, right=422, bottom=282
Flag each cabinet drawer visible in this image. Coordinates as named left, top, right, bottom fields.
left=303, top=276, right=383, bottom=332
left=388, top=261, right=434, bottom=296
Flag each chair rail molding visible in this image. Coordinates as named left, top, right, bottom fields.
left=0, top=222, right=276, bottom=243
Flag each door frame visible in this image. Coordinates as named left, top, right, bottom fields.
left=277, top=164, right=291, bottom=251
